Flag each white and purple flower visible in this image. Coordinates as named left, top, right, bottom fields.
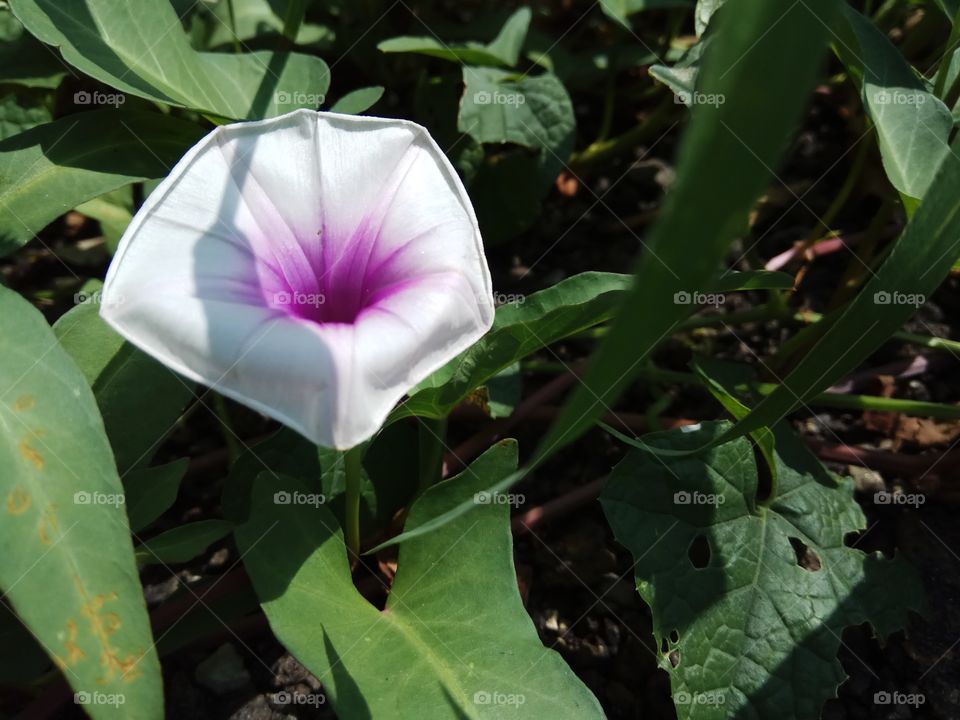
left=101, top=110, right=494, bottom=449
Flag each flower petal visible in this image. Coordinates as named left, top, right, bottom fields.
left=101, top=110, right=493, bottom=449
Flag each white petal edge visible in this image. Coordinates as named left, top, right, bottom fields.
left=101, top=109, right=494, bottom=449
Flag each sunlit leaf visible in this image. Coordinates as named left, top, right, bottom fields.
left=237, top=442, right=605, bottom=719
left=0, top=286, right=162, bottom=719
left=10, top=0, right=330, bottom=119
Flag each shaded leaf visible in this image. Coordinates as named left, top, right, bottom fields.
left=0, top=8, right=67, bottom=88
left=394, top=269, right=793, bottom=422
left=76, top=189, right=134, bottom=254
left=0, top=110, right=204, bottom=255
left=458, top=67, right=574, bottom=152
left=54, top=301, right=194, bottom=474
left=135, top=520, right=232, bottom=566
left=601, top=421, right=922, bottom=719
left=123, top=459, right=189, bottom=533
left=0, top=88, right=51, bottom=139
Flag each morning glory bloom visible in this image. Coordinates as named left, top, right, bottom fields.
left=101, top=110, right=494, bottom=450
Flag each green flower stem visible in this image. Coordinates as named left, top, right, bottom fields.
left=417, top=417, right=448, bottom=494
left=213, top=393, right=241, bottom=464
left=343, top=445, right=364, bottom=558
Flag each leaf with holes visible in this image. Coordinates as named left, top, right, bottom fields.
left=0, top=287, right=162, bottom=719
left=236, top=441, right=604, bottom=719
left=600, top=421, right=923, bottom=720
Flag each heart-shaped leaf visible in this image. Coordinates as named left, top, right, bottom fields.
left=237, top=442, right=604, bottom=719
left=601, top=421, right=923, bottom=719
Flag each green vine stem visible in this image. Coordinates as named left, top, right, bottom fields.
left=524, top=361, right=960, bottom=420
left=569, top=95, right=675, bottom=172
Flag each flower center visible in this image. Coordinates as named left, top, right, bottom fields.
left=261, top=222, right=404, bottom=326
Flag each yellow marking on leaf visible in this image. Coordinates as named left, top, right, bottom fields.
left=6, top=487, right=30, bottom=515
left=14, top=395, right=35, bottom=412
left=73, top=577, right=141, bottom=684
left=62, top=618, right=87, bottom=665
left=38, top=504, right=60, bottom=545
left=18, top=430, right=45, bottom=470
